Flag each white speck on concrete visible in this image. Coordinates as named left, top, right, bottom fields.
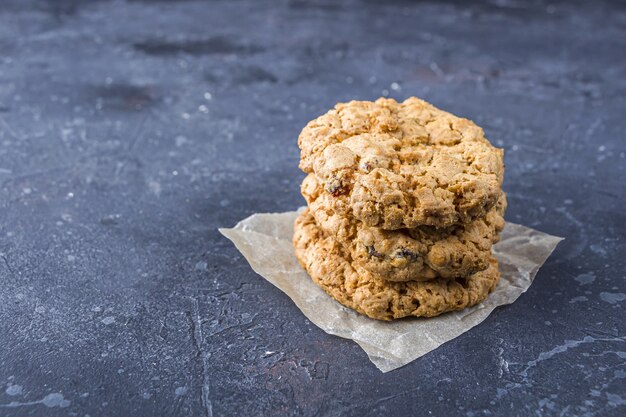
left=575, top=272, right=595, bottom=285
left=42, top=393, right=70, bottom=408
left=195, top=261, right=208, bottom=271
left=175, top=135, right=189, bottom=147
left=175, top=386, right=188, bottom=396
left=101, top=316, right=115, bottom=325
left=6, top=385, right=23, bottom=396
left=148, top=181, right=162, bottom=196
left=599, top=292, right=626, bottom=304
left=0, top=392, right=70, bottom=409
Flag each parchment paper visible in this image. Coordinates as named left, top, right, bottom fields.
left=219, top=209, right=562, bottom=372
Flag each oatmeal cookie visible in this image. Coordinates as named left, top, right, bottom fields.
left=301, top=174, right=506, bottom=282
left=293, top=209, right=501, bottom=321
left=298, top=97, right=504, bottom=229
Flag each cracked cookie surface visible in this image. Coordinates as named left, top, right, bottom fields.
left=298, top=97, right=504, bottom=229
left=293, top=209, right=501, bottom=321
left=301, top=174, right=506, bottom=282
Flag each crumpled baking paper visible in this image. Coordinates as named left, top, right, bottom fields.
left=219, top=209, right=562, bottom=372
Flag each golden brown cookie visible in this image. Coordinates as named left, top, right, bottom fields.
left=298, top=97, right=504, bottom=229
left=293, top=209, right=501, bottom=321
left=301, top=174, right=506, bottom=282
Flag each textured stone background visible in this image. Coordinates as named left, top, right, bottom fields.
left=0, top=0, right=624, bottom=416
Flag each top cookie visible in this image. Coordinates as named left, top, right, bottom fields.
left=298, top=97, right=504, bottom=229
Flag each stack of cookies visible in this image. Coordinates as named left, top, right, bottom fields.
left=293, top=97, right=506, bottom=321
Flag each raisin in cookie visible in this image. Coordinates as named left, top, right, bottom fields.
left=298, top=97, right=504, bottom=229
left=301, top=174, right=506, bottom=282
left=293, top=209, right=501, bottom=321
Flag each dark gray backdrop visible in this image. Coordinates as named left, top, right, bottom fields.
left=0, top=1, right=624, bottom=416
